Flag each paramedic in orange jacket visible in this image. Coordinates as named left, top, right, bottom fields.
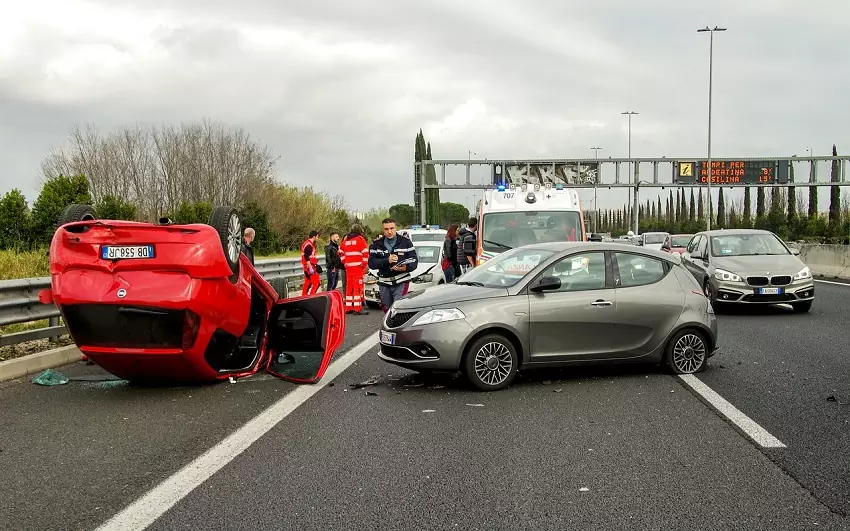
left=301, top=231, right=321, bottom=296
left=338, top=224, right=370, bottom=314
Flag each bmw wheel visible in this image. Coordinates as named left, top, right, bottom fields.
left=462, top=333, right=518, bottom=391
left=664, top=329, right=708, bottom=374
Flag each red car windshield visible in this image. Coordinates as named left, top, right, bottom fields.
left=671, top=235, right=692, bottom=247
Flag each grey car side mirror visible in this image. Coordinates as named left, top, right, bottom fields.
left=791, top=248, right=800, bottom=256
left=531, top=276, right=561, bottom=292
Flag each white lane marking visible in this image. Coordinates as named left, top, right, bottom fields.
left=678, top=374, right=786, bottom=449
left=96, top=332, right=380, bottom=531
left=814, top=279, right=850, bottom=287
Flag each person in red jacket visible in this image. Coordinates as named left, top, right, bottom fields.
left=338, top=224, right=370, bottom=314
left=301, top=230, right=321, bottom=296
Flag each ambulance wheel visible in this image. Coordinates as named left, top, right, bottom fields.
left=208, top=206, right=242, bottom=282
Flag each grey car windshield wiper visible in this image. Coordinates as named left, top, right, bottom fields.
left=456, top=280, right=486, bottom=287
left=483, top=239, right=512, bottom=250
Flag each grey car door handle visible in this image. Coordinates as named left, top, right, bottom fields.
left=590, top=300, right=612, bottom=307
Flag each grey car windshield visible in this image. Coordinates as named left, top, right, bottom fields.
left=710, top=233, right=789, bottom=256
left=482, top=211, right=582, bottom=252
left=458, top=247, right=557, bottom=288
left=414, top=245, right=440, bottom=263
left=644, top=233, right=667, bottom=244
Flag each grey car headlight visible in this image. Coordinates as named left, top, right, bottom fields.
left=413, top=274, right=433, bottom=283
left=412, top=308, right=465, bottom=326
left=793, top=266, right=811, bottom=280
left=714, top=268, right=742, bottom=282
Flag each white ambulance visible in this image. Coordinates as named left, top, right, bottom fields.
left=474, top=182, right=588, bottom=265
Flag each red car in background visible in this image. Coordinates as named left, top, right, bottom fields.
left=661, top=233, right=695, bottom=255
left=39, top=203, right=345, bottom=384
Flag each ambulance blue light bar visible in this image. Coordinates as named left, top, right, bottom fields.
left=556, top=183, right=564, bottom=190
left=429, top=225, right=440, bottom=229
left=497, top=184, right=506, bottom=191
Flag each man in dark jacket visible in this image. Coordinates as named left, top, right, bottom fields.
left=242, top=228, right=255, bottom=265
left=324, top=231, right=343, bottom=291
left=368, top=217, right=418, bottom=313
left=456, top=217, right=478, bottom=273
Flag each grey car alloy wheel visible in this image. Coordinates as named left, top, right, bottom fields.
left=474, top=341, right=513, bottom=386
left=671, top=333, right=706, bottom=373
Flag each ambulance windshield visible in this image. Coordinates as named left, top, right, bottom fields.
left=481, top=211, right=582, bottom=252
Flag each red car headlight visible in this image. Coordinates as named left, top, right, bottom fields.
left=182, top=309, right=200, bottom=350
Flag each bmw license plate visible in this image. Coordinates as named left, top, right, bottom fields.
left=758, top=287, right=782, bottom=295
left=101, top=245, right=155, bottom=260
left=380, top=330, right=396, bottom=345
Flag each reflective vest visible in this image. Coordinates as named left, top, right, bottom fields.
left=339, top=234, right=368, bottom=269
left=300, top=239, right=318, bottom=271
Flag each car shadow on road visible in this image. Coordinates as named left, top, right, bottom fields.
left=362, top=361, right=697, bottom=395
left=714, top=302, right=804, bottom=317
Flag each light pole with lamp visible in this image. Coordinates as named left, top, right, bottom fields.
left=590, top=146, right=602, bottom=232
left=698, top=25, right=726, bottom=231
left=621, top=111, right=638, bottom=233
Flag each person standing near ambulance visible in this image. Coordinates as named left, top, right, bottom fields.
left=300, top=230, right=322, bottom=296
left=368, top=217, right=418, bottom=313
left=338, top=224, right=370, bottom=315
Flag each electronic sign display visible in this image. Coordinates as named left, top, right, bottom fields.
left=673, top=160, right=789, bottom=185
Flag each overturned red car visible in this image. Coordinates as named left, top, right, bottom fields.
left=39, top=204, right=345, bottom=384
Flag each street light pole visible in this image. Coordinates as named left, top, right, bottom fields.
left=698, top=25, right=726, bottom=231
left=622, top=111, right=638, bottom=233
left=590, top=146, right=602, bottom=233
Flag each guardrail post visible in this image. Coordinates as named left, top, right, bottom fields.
left=48, top=316, right=60, bottom=343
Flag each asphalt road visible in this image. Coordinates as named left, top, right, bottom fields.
left=0, top=310, right=382, bottom=531
left=2, top=283, right=849, bottom=530
left=696, top=279, right=850, bottom=518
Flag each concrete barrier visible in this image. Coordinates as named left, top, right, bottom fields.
left=797, top=244, right=850, bottom=280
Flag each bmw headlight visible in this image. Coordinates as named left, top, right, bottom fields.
left=793, top=266, right=811, bottom=280
left=413, top=273, right=433, bottom=283
left=411, top=308, right=465, bottom=326
left=714, top=268, right=742, bottom=282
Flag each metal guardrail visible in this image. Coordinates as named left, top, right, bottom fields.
left=0, top=256, right=326, bottom=348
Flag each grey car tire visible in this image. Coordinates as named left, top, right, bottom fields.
left=664, top=328, right=708, bottom=374
left=462, top=333, right=519, bottom=391
left=208, top=206, right=242, bottom=284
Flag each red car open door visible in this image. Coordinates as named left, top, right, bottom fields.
left=265, top=290, right=345, bottom=383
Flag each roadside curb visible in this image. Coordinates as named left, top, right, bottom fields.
left=0, top=345, right=82, bottom=382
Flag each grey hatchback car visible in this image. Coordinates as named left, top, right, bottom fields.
left=378, top=242, right=719, bottom=391
left=679, top=229, right=814, bottom=312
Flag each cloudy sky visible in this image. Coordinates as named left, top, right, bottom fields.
left=2, top=0, right=848, bottom=219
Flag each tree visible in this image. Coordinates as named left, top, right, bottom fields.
left=681, top=188, right=689, bottom=221
left=30, top=174, right=93, bottom=245
left=697, top=189, right=705, bottom=220
left=424, top=141, right=441, bottom=225
left=808, top=155, right=818, bottom=219
left=40, top=120, right=279, bottom=221
left=240, top=200, right=281, bottom=256
left=682, top=188, right=697, bottom=221
left=439, top=202, right=469, bottom=227
left=829, top=144, right=841, bottom=228
left=716, top=188, right=726, bottom=227
left=388, top=204, right=416, bottom=227
left=675, top=191, right=681, bottom=222
left=743, top=187, right=752, bottom=227
left=756, top=188, right=766, bottom=217
left=171, top=201, right=213, bottom=225
left=656, top=197, right=662, bottom=223
left=0, top=189, right=31, bottom=250
left=768, top=187, right=786, bottom=236
left=787, top=163, right=797, bottom=231
left=95, top=195, right=137, bottom=221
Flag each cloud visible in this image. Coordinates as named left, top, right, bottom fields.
left=0, top=0, right=848, bottom=218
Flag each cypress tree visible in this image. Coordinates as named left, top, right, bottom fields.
left=717, top=187, right=726, bottom=227
left=743, top=187, right=752, bottom=227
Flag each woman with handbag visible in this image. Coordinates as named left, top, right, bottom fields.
left=441, top=224, right=461, bottom=282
